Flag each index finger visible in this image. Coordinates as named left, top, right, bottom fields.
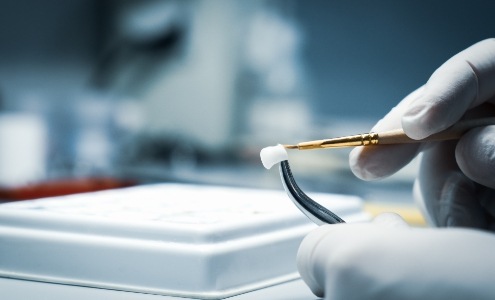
left=402, top=38, right=495, bottom=140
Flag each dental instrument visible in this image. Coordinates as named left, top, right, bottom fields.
left=261, top=117, right=495, bottom=226
left=260, top=144, right=346, bottom=225
left=283, top=117, right=495, bottom=150
left=279, top=160, right=346, bottom=225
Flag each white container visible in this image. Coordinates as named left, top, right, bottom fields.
left=0, top=113, right=47, bottom=186
left=0, top=183, right=369, bottom=299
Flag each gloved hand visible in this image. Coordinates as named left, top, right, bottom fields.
left=297, top=215, right=495, bottom=300
left=350, top=38, right=495, bottom=228
left=296, top=39, right=495, bottom=300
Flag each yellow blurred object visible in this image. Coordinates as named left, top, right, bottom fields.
left=364, top=202, right=426, bottom=227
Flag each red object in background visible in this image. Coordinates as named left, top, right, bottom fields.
left=0, top=177, right=136, bottom=201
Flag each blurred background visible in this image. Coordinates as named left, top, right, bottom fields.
left=0, top=0, right=494, bottom=209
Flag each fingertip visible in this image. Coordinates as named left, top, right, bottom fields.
left=395, top=86, right=432, bottom=140
left=456, top=126, right=495, bottom=189
left=349, top=147, right=372, bottom=180
left=401, top=106, right=433, bottom=140
left=349, top=144, right=420, bottom=181
left=349, top=147, right=385, bottom=181
left=297, top=225, right=338, bottom=298
left=298, top=225, right=336, bottom=259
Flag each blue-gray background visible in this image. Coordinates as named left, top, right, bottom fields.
left=297, top=0, right=495, bottom=118
left=0, top=0, right=494, bottom=190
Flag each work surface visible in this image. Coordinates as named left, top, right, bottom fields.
left=0, top=277, right=318, bottom=300
left=0, top=184, right=364, bottom=299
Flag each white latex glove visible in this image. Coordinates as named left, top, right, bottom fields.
left=349, top=38, right=495, bottom=228
left=297, top=217, right=495, bottom=300
left=296, top=39, right=495, bottom=299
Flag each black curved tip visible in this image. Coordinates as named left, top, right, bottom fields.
left=279, top=160, right=345, bottom=225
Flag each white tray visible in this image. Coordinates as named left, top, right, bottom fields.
left=0, top=183, right=369, bottom=299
